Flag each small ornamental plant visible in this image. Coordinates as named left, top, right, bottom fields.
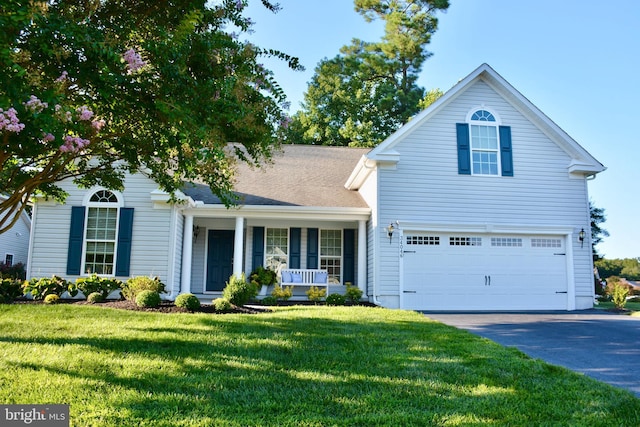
left=175, top=293, right=201, bottom=311
left=23, top=275, right=76, bottom=300
left=261, top=295, right=278, bottom=306
left=222, top=274, right=257, bottom=306
left=345, top=285, right=363, bottom=304
left=135, top=290, right=161, bottom=308
left=44, top=294, right=60, bottom=304
left=122, top=276, right=166, bottom=301
left=76, top=274, right=122, bottom=300
left=0, top=278, right=23, bottom=303
left=271, top=285, right=293, bottom=301
left=306, top=286, right=326, bottom=303
left=213, top=297, right=232, bottom=312
left=87, top=292, right=105, bottom=304
left=606, top=277, right=629, bottom=310
left=326, top=293, right=346, bottom=306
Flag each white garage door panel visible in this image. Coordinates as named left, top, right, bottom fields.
left=402, top=234, right=568, bottom=311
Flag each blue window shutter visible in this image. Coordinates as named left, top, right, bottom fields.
left=66, top=206, right=86, bottom=275
left=456, top=123, right=471, bottom=175
left=343, top=229, right=355, bottom=285
left=252, top=227, right=264, bottom=271
left=307, top=228, right=318, bottom=269
left=290, top=228, right=301, bottom=269
left=115, top=208, right=134, bottom=276
left=499, top=126, right=514, bottom=177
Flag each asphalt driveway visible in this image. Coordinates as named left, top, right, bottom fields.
left=423, top=310, right=640, bottom=397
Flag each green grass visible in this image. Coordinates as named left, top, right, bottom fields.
left=595, top=301, right=640, bottom=313
left=0, top=304, right=639, bottom=426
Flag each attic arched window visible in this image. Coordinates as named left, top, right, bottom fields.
left=468, top=109, right=500, bottom=175
left=456, top=108, right=513, bottom=177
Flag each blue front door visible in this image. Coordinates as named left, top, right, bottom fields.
left=206, top=230, right=234, bottom=292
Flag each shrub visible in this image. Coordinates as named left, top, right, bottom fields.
left=175, top=293, right=201, bottom=311
left=0, top=278, right=23, bottom=303
left=87, top=292, right=104, bottom=304
left=0, top=262, right=26, bottom=280
left=76, top=274, right=122, bottom=300
left=22, top=275, right=76, bottom=300
left=306, top=286, right=326, bottom=303
left=222, top=274, right=257, bottom=306
left=326, top=293, right=346, bottom=306
left=261, top=295, right=278, bottom=306
left=271, top=285, right=293, bottom=301
left=249, top=266, right=277, bottom=288
left=345, top=285, right=363, bottom=304
left=44, top=294, right=60, bottom=304
left=606, top=278, right=629, bottom=310
left=213, top=297, right=232, bottom=312
left=135, top=290, right=161, bottom=308
left=121, top=276, right=166, bottom=301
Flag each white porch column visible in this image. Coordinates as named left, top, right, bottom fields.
left=233, top=216, right=245, bottom=277
left=358, top=219, right=367, bottom=296
left=181, top=214, right=194, bottom=294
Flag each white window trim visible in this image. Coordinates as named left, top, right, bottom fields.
left=4, top=253, right=14, bottom=266
left=319, top=228, right=343, bottom=284
left=467, top=106, right=502, bottom=176
left=81, top=189, right=122, bottom=276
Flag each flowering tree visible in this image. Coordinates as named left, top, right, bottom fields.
left=0, top=0, right=300, bottom=233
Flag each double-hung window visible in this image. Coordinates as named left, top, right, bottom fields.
left=265, top=228, right=288, bottom=272
left=469, top=109, right=499, bottom=175
left=320, top=229, right=342, bottom=284
left=84, top=190, right=119, bottom=275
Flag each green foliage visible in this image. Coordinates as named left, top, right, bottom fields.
left=326, top=293, right=346, bottom=306
left=0, top=262, right=26, bottom=280
left=605, top=277, right=629, bottom=310
left=135, top=290, right=161, bottom=308
left=590, top=201, right=609, bottom=261
left=43, top=294, right=60, bottom=304
left=121, top=276, right=166, bottom=301
left=22, top=275, right=76, bottom=300
left=249, top=266, right=278, bottom=288
left=222, top=274, right=257, bottom=306
left=287, top=0, right=449, bottom=147
left=212, top=297, right=232, bottom=312
left=306, top=286, right=326, bottom=303
left=0, top=278, right=23, bottom=303
left=345, top=285, right=363, bottom=303
left=87, top=292, right=104, bottom=304
left=175, top=293, right=201, bottom=311
left=0, top=0, right=301, bottom=233
left=271, top=285, right=293, bottom=301
left=261, top=295, right=278, bottom=306
left=595, top=258, right=640, bottom=281
left=76, top=274, right=122, bottom=299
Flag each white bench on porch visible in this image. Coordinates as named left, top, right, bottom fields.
left=280, top=268, right=329, bottom=295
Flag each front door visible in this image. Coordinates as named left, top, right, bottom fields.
left=206, top=230, right=234, bottom=292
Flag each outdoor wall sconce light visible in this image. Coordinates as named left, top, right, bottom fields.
left=578, top=228, right=585, bottom=248
left=193, top=225, right=201, bottom=242
left=386, top=223, right=395, bottom=244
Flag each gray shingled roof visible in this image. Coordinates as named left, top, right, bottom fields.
left=182, top=145, right=370, bottom=208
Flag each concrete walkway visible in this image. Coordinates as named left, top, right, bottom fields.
left=423, top=310, right=640, bottom=397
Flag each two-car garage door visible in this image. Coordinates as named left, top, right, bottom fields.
left=402, top=233, right=569, bottom=311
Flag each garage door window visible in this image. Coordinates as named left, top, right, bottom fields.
left=531, top=238, right=562, bottom=248
left=450, top=237, right=482, bottom=246
left=406, top=236, right=440, bottom=245
left=491, top=237, right=523, bottom=247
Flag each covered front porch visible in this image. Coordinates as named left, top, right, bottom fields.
left=179, top=205, right=370, bottom=300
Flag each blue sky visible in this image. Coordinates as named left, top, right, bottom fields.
left=245, top=0, right=639, bottom=260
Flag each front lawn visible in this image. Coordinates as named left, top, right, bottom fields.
left=0, top=304, right=638, bottom=426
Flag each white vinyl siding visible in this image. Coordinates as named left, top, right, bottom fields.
left=375, top=79, right=593, bottom=309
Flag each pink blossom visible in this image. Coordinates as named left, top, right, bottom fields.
left=77, top=105, right=94, bottom=121
left=60, top=135, right=90, bottom=153
left=24, top=95, right=48, bottom=113
left=123, top=48, right=146, bottom=73
left=236, top=0, right=243, bottom=11
left=55, top=71, right=68, bottom=82
left=0, top=108, right=25, bottom=133
left=91, top=119, right=106, bottom=131
left=43, top=133, right=55, bottom=142
left=64, top=111, right=73, bottom=122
